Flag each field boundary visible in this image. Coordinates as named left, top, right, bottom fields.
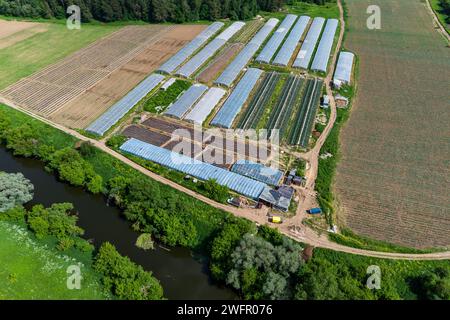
left=426, top=0, right=450, bottom=40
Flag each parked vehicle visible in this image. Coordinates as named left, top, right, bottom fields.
left=269, top=216, right=283, bottom=224
left=307, top=208, right=322, bottom=214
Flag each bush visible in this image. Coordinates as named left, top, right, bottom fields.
left=106, top=135, right=128, bottom=149
left=94, top=242, right=164, bottom=300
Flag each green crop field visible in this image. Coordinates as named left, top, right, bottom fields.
left=0, top=21, right=120, bottom=90
left=0, top=222, right=108, bottom=299
left=335, top=0, right=450, bottom=249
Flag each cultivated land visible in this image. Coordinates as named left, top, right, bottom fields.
left=335, top=0, right=450, bottom=248
left=0, top=20, right=48, bottom=50
left=0, top=23, right=205, bottom=129
left=0, top=222, right=107, bottom=299
left=0, top=20, right=121, bottom=90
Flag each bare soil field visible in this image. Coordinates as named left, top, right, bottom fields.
left=135, top=115, right=274, bottom=166
left=0, top=20, right=48, bottom=49
left=0, top=24, right=205, bottom=128
left=335, top=0, right=450, bottom=248
left=196, top=43, right=244, bottom=83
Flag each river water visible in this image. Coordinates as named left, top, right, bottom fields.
left=0, top=146, right=236, bottom=300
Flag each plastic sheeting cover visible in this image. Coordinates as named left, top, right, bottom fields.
left=164, top=84, right=208, bottom=119
left=158, top=22, right=224, bottom=74
left=293, top=17, right=325, bottom=69
left=120, top=138, right=267, bottom=199
left=333, top=51, right=354, bottom=84
left=231, top=160, right=284, bottom=186
left=273, top=16, right=311, bottom=66
left=256, top=14, right=297, bottom=64
left=310, top=19, right=339, bottom=72
left=176, top=22, right=245, bottom=78
left=215, top=18, right=279, bottom=87
left=86, top=73, right=165, bottom=136
left=211, top=68, right=263, bottom=128
left=184, top=87, right=226, bottom=125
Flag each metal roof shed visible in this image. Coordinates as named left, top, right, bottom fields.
left=231, top=160, right=284, bottom=186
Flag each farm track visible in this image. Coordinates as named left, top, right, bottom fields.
left=2, top=1, right=449, bottom=260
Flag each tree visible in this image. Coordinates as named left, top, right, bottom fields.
left=203, top=179, right=229, bottom=203
left=87, top=174, right=103, bottom=194
left=94, top=242, right=164, bottom=300
left=416, top=268, right=450, bottom=300
left=0, top=172, right=34, bottom=212
left=225, top=233, right=303, bottom=299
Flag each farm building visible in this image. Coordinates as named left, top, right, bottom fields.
left=231, top=160, right=284, bottom=186
left=333, top=51, right=355, bottom=86
left=259, top=185, right=294, bottom=212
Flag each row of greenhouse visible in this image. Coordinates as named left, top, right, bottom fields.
left=85, top=17, right=354, bottom=137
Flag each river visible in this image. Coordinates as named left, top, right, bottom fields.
left=0, top=146, right=236, bottom=300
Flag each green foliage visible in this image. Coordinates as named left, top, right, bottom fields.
left=86, top=174, right=103, bottom=194
left=106, top=135, right=128, bottom=149
left=0, top=206, right=27, bottom=223
left=48, top=148, right=103, bottom=192
left=0, top=172, right=34, bottom=212
left=210, top=218, right=256, bottom=280
left=27, top=203, right=84, bottom=243
left=414, top=267, right=450, bottom=300
left=136, top=233, right=154, bottom=251
left=257, top=225, right=284, bottom=246
left=203, top=179, right=230, bottom=203
left=225, top=234, right=303, bottom=299
left=78, top=142, right=97, bottom=158
left=144, top=80, right=191, bottom=113
left=94, top=242, right=164, bottom=300
left=0, top=0, right=285, bottom=23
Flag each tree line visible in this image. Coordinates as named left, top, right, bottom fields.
left=0, top=0, right=336, bottom=23
left=0, top=0, right=277, bottom=22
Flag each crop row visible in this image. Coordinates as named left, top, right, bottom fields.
left=288, top=78, right=323, bottom=147
left=236, top=71, right=280, bottom=130
left=266, top=75, right=304, bottom=139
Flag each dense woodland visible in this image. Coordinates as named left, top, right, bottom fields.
left=0, top=0, right=333, bottom=22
